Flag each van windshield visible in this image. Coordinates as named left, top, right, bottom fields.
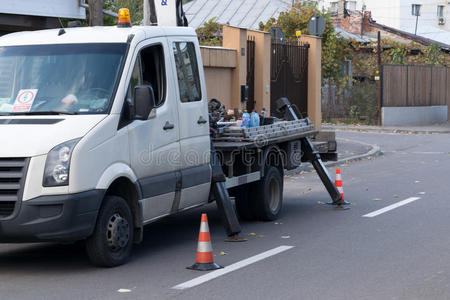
left=0, top=43, right=127, bottom=115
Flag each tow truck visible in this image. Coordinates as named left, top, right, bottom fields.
left=0, top=5, right=344, bottom=267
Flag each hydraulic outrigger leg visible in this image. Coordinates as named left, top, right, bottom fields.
left=210, top=143, right=246, bottom=241
left=301, top=137, right=350, bottom=208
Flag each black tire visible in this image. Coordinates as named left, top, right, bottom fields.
left=86, top=195, right=134, bottom=267
left=233, top=184, right=255, bottom=221
left=251, top=166, right=283, bottom=221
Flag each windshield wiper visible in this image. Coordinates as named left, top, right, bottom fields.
left=7, top=111, right=77, bottom=116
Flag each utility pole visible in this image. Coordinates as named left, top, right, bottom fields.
left=89, top=0, right=104, bottom=26
left=377, top=31, right=381, bottom=125
left=414, top=14, right=419, bottom=35
left=412, top=4, right=421, bottom=35
left=360, top=6, right=365, bottom=38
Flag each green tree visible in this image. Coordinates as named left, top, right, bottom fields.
left=389, top=47, right=405, bottom=65
left=424, top=43, right=443, bottom=66
left=196, top=17, right=223, bottom=46
left=103, top=0, right=143, bottom=25
left=258, top=4, right=352, bottom=85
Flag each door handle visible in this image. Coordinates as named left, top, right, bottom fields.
left=197, top=116, right=207, bottom=124
left=163, top=121, right=175, bottom=130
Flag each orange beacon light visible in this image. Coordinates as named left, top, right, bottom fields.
left=118, top=8, right=131, bottom=27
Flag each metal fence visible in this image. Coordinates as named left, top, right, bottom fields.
left=246, top=37, right=256, bottom=112
left=270, top=40, right=309, bottom=118
left=382, top=64, right=450, bottom=107
left=322, top=81, right=378, bottom=124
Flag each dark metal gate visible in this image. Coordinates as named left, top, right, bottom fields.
left=270, top=41, right=309, bottom=118
left=246, top=37, right=256, bottom=112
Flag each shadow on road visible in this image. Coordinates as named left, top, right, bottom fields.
left=133, top=203, right=224, bottom=259
left=0, top=203, right=224, bottom=272
left=0, top=192, right=320, bottom=272
left=0, top=241, right=92, bottom=273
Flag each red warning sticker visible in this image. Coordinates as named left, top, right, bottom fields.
left=12, top=89, right=38, bottom=112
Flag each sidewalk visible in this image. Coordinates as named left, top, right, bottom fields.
left=322, top=123, right=450, bottom=134
left=336, top=138, right=375, bottom=161
left=286, top=138, right=381, bottom=175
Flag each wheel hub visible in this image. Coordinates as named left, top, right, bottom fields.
left=107, top=213, right=130, bottom=251
left=269, top=178, right=281, bottom=212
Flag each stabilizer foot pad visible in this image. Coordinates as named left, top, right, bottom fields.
left=327, top=200, right=351, bottom=206
left=224, top=234, right=248, bottom=242
left=333, top=205, right=350, bottom=210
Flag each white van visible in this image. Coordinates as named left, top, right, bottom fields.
left=0, top=25, right=213, bottom=266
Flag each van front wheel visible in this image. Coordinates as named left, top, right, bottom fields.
left=86, top=195, right=134, bottom=267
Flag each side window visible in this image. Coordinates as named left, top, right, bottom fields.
left=141, top=45, right=166, bottom=107
left=126, top=56, right=142, bottom=105
left=126, top=44, right=166, bottom=107
left=120, top=57, right=142, bottom=128
left=173, top=42, right=202, bottom=102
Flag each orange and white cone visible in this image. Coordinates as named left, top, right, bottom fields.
left=335, top=168, right=344, bottom=201
left=187, top=213, right=223, bottom=271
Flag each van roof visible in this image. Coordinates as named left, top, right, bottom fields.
left=0, top=26, right=197, bottom=46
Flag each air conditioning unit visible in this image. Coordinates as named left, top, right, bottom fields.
left=438, top=17, right=446, bottom=25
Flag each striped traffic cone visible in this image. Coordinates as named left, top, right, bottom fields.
left=187, top=213, right=223, bottom=271
left=335, top=168, right=344, bottom=201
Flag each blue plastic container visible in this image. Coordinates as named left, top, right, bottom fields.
left=250, top=110, right=260, bottom=128
left=241, top=111, right=250, bottom=128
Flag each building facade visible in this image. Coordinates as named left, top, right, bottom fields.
left=319, top=0, right=450, bottom=44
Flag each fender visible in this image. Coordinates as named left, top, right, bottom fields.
left=96, top=162, right=139, bottom=191
left=96, top=162, right=144, bottom=243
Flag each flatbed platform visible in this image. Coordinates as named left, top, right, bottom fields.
left=213, top=130, right=318, bottom=150
left=212, top=118, right=318, bottom=151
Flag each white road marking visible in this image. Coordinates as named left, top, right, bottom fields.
left=385, top=151, right=445, bottom=155
left=172, top=245, right=294, bottom=290
left=363, top=197, right=421, bottom=218
left=411, top=151, right=445, bottom=154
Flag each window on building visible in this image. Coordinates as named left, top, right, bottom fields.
left=437, top=5, right=444, bottom=17
left=173, top=42, right=202, bottom=103
left=411, top=4, right=421, bottom=16
left=330, top=1, right=338, bottom=13
left=346, top=1, right=356, bottom=11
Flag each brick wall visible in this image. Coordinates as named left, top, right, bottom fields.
left=331, top=10, right=415, bottom=44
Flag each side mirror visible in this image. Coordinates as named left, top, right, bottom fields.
left=133, top=85, right=156, bottom=120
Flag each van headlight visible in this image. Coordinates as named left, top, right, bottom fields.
left=43, top=138, right=80, bottom=187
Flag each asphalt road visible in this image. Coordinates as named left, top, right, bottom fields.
left=1, top=131, right=450, bottom=300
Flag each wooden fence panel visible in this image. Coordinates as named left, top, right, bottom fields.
left=447, top=68, right=450, bottom=121
left=410, top=66, right=432, bottom=106
left=383, top=64, right=449, bottom=107
left=382, top=65, right=407, bottom=107
left=431, top=67, right=447, bottom=105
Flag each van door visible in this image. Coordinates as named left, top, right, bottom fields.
left=169, top=39, right=211, bottom=210
left=126, top=39, right=181, bottom=222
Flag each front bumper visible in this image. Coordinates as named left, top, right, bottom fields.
left=0, top=190, right=104, bottom=243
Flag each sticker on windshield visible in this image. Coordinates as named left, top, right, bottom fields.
left=12, top=89, right=38, bottom=112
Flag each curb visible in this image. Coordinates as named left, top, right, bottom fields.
left=329, top=138, right=382, bottom=166
left=322, top=125, right=450, bottom=135
left=285, top=139, right=382, bottom=176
